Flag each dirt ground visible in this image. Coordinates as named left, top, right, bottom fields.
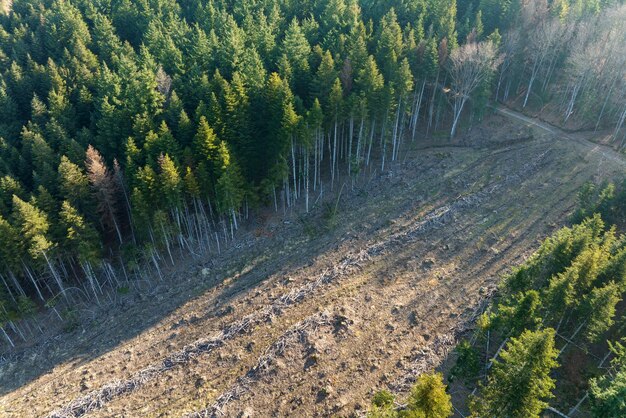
left=1, top=109, right=625, bottom=418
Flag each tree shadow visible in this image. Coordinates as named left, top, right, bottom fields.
left=0, top=159, right=409, bottom=400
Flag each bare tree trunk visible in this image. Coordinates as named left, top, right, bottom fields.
left=380, top=115, right=388, bottom=172
left=614, top=102, right=626, bottom=145
left=391, top=97, right=402, bottom=161
left=366, top=120, right=375, bottom=167
left=0, top=273, right=16, bottom=303
left=332, top=118, right=338, bottom=190
left=411, top=80, right=426, bottom=142
left=348, top=115, right=354, bottom=176
left=450, top=97, right=468, bottom=139
left=428, top=71, right=440, bottom=134
left=305, top=147, right=310, bottom=213
left=291, top=137, right=297, bottom=202
left=1, top=326, right=14, bottom=348
left=43, top=251, right=66, bottom=300
left=22, top=262, right=44, bottom=302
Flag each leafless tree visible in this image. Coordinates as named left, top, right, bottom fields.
left=556, top=5, right=626, bottom=135
left=448, top=41, right=503, bottom=138
left=495, top=29, right=521, bottom=102
left=521, top=16, right=564, bottom=108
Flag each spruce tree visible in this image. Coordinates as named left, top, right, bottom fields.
left=470, top=328, right=559, bottom=418
left=406, top=372, right=453, bottom=418
left=59, top=200, right=100, bottom=262
left=158, top=153, right=182, bottom=210
left=11, top=195, right=53, bottom=261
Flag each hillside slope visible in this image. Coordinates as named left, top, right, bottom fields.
left=2, top=112, right=625, bottom=417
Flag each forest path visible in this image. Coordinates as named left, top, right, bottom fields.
left=2, top=113, right=625, bottom=418
left=493, top=104, right=626, bottom=168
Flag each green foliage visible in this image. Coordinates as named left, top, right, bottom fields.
left=0, top=0, right=622, bottom=337
left=158, top=153, right=182, bottom=209
left=574, top=181, right=626, bottom=227
left=59, top=200, right=100, bottom=262
left=491, top=290, right=543, bottom=334
left=11, top=195, right=53, bottom=261
left=372, top=390, right=395, bottom=409
left=589, top=339, right=626, bottom=417
left=584, top=281, right=621, bottom=342
left=0, top=7, right=516, bottom=221
left=504, top=214, right=606, bottom=293
left=367, top=373, right=452, bottom=418
left=470, top=329, right=559, bottom=418
left=406, top=372, right=452, bottom=418
left=449, top=340, right=480, bottom=384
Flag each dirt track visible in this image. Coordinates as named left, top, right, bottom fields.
left=1, top=111, right=624, bottom=417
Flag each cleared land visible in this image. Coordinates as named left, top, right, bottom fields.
left=1, top=110, right=624, bottom=417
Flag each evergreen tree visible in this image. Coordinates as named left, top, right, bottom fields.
left=584, top=281, right=621, bottom=342
left=215, top=141, right=245, bottom=216
left=11, top=195, right=53, bottom=261
left=85, top=145, right=122, bottom=244
left=193, top=116, right=221, bottom=183
left=59, top=200, right=100, bottom=262
left=158, top=153, right=182, bottom=210
left=470, top=328, right=559, bottom=418
left=0, top=214, right=20, bottom=272
left=406, top=372, right=453, bottom=418
left=58, top=156, right=90, bottom=210
left=590, top=339, right=626, bottom=417
left=281, top=18, right=311, bottom=99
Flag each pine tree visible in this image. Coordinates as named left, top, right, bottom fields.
left=282, top=18, right=312, bottom=99
left=584, top=281, right=621, bottom=342
left=183, top=166, right=201, bottom=200
left=470, top=328, right=559, bottom=418
left=314, top=50, right=337, bottom=107
left=493, top=290, right=543, bottom=335
left=58, top=156, right=90, bottom=210
left=158, top=153, right=182, bottom=210
left=0, top=175, right=25, bottom=217
left=11, top=195, right=53, bottom=261
left=193, top=116, right=221, bottom=182
left=215, top=141, right=245, bottom=218
left=376, top=9, right=404, bottom=83
left=59, top=200, right=100, bottom=263
left=590, top=339, right=626, bottom=417
left=0, top=214, right=20, bottom=272
left=590, top=369, right=626, bottom=418
left=406, top=372, right=453, bottom=417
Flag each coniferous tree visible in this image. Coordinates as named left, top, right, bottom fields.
left=158, top=153, right=182, bottom=210
left=11, top=195, right=53, bottom=262
left=590, top=339, right=626, bottom=417
left=85, top=145, right=122, bottom=244
left=59, top=200, right=100, bottom=263
left=58, top=156, right=90, bottom=212
left=407, top=372, right=453, bottom=418
left=470, top=328, right=559, bottom=418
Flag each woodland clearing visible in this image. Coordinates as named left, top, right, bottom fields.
left=1, top=110, right=625, bottom=417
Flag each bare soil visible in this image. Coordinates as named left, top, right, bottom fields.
left=1, top=109, right=624, bottom=418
